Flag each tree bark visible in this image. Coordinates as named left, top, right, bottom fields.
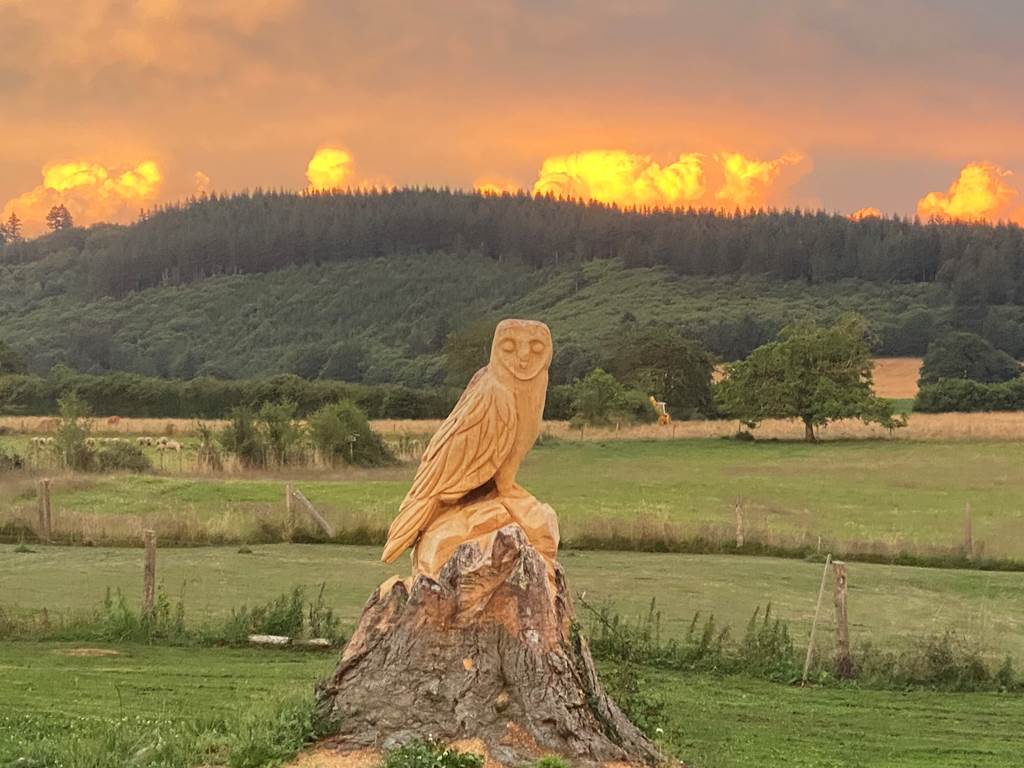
left=315, top=525, right=663, bottom=767
left=803, top=418, right=816, bottom=442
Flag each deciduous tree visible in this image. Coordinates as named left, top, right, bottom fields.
left=919, top=331, right=1020, bottom=385
left=716, top=314, right=903, bottom=441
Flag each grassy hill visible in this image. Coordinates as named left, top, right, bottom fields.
left=0, top=253, right=953, bottom=386
left=2, top=190, right=1023, bottom=385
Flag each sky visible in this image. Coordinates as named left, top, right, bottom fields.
left=2, top=0, right=1024, bottom=234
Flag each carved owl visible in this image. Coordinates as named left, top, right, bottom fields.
left=381, top=319, right=553, bottom=563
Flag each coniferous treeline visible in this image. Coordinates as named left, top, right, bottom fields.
left=0, top=371, right=461, bottom=420
left=2, top=188, right=1023, bottom=304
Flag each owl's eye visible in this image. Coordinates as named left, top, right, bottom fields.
left=501, top=340, right=516, bottom=353
left=530, top=340, right=545, bottom=353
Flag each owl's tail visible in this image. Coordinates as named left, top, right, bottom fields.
left=381, top=495, right=437, bottom=563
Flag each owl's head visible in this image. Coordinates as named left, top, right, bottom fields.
left=490, top=319, right=553, bottom=381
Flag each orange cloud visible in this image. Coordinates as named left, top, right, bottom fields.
left=306, top=146, right=355, bottom=191
left=474, top=179, right=521, bottom=195
left=194, top=171, right=212, bottom=196
left=532, top=150, right=705, bottom=208
left=917, top=162, right=1023, bottom=223
left=714, top=152, right=805, bottom=209
left=1, top=159, right=162, bottom=234
left=530, top=149, right=807, bottom=211
left=850, top=207, right=882, bottom=221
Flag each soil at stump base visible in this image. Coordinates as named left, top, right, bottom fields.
left=314, top=525, right=665, bottom=767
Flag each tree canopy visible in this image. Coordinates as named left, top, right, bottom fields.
left=919, top=332, right=1021, bottom=386
left=716, top=315, right=904, bottom=441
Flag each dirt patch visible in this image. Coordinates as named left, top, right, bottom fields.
left=55, top=648, right=122, bottom=657
left=287, top=747, right=381, bottom=768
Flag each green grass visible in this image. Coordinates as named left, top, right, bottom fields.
left=0, top=641, right=331, bottom=767
left=889, top=397, right=915, bottom=414
left=3, top=544, right=1024, bottom=658
left=5, top=438, right=1024, bottom=560
left=1, top=640, right=1021, bottom=767
left=647, top=669, right=1024, bottom=767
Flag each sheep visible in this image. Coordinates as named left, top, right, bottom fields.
left=84, top=437, right=97, bottom=448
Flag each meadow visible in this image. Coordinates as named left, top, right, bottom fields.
left=4, top=439, right=1024, bottom=563
left=1, top=640, right=1022, bottom=768
left=3, top=543, right=1024, bottom=658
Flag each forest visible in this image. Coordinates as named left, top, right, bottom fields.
left=0, top=189, right=1022, bottom=385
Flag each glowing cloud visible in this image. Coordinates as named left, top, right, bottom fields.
left=714, top=152, right=804, bottom=209
left=850, top=207, right=882, bottom=221
left=532, top=150, right=705, bottom=208
left=474, top=179, right=521, bottom=196
left=194, top=170, right=212, bottom=196
left=917, top=162, right=1023, bottom=223
left=306, top=147, right=355, bottom=191
left=529, top=149, right=807, bottom=211
left=1, top=159, right=163, bottom=234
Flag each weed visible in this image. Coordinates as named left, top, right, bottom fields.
left=381, top=738, right=485, bottom=768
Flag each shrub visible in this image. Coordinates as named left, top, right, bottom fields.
left=53, top=392, right=95, bottom=470
left=381, top=738, right=485, bottom=768
left=569, top=368, right=635, bottom=427
left=307, top=400, right=392, bottom=466
left=737, top=604, right=798, bottom=681
left=600, top=662, right=666, bottom=737
left=0, top=447, right=23, bottom=471
left=95, top=441, right=151, bottom=472
left=914, top=376, right=1024, bottom=412
left=219, top=406, right=268, bottom=468
left=221, top=587, right=306, bottom=642
left=853, top=632, right=1007, bottom=691
left=195, top=421, right=224, bottom=471
left=259, top=400, right=306, bottom=466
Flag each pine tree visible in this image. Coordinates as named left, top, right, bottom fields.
left=3, top=212, right=22, bottom=243
left=45, top=204, right=74, bottom=231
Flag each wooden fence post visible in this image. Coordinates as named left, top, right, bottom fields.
left=285, top=482, right=295, bottom=534
left=963, top=502, right=973, bottom=558
left=37, top=479, right=52, bottom=542
left=734, top=502, right=745, bottom=549
left=143, top=530, right=157, bottom=620
left=290, top=488, right=335, bottom=537
left=832, top=560, right=853, bottom=678
left=801, top=553, right=832, bottom=685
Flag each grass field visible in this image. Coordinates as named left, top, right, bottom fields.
left=4, top=439, right=1024, bottom=561
left=3, top=544, right=1023, bottom=658
left=1, top=640, right=1021, bottom=768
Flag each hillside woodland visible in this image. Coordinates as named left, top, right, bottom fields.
left=1, top=190, right=1023, bottom=388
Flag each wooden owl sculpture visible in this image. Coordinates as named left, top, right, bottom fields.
left=382, top=319, right=553, bottom=566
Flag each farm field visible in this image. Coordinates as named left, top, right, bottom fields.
left=10, top=406, right=1024, bottom=445
left=1, top=640, right=1021, bottom=768
left=3, top=544, right=1023, bottom=658
left=3, top=439, right=1024, bottom=560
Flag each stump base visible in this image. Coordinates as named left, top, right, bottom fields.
left=315, top=525, right=663, bottom=766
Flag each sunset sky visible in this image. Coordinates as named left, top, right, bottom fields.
left=2, top=0, right=1024, bottom=233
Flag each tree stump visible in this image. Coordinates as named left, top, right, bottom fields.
left=315, top=525, right=663, bottom=766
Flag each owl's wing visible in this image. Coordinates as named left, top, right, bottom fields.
left=381, top=367, right=517, bottom=563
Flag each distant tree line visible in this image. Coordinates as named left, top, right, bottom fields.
left=0, top=370, right=461, bottom=420
left=2, top=191, right=1024, bottom=384
left=3, top=189, right=1023, bottom=305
